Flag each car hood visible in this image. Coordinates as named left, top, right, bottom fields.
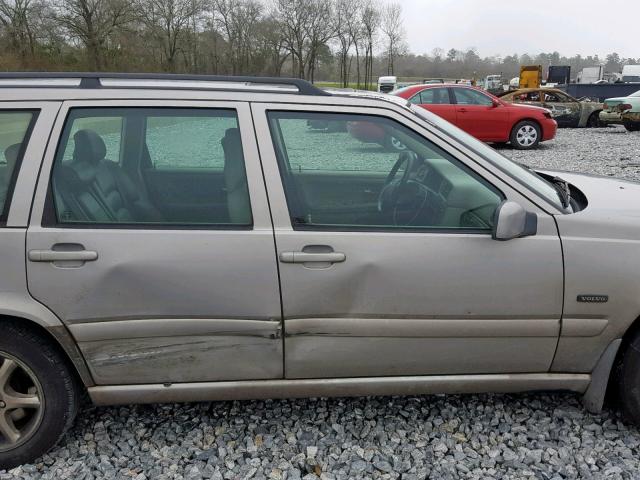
left=538, top=169, right=640, bottom=240
left=508, top=103, right=548, bottom=113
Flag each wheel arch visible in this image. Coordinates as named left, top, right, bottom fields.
left=583, top=314, right=640, bottom=413
left=0, top=301, right=94, bottom=388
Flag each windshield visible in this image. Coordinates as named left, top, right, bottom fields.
left=409, top=105, right=568, bottom=211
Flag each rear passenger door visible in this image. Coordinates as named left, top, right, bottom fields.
left=409, top=87, right=458, bottom=124
left=26, top=100, right=282, bottom=386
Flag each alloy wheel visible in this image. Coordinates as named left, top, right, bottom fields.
left=0, top=353, right=44, bottom=452
left=516, top=125, right=538, bottom=147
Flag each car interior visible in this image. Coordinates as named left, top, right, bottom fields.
left=268, top=113, right=503, bottom=231
left=50, top=109, right=252, bottom=226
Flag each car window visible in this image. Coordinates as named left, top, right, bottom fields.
left=0, top=111, right=37, bottom=220
left=417, top=88, right=451, bottom=105
left=51, top=108, right=252, bottom=227
left=409, top=104, right=567, bottom=211
left=543, top=92, right=565, bottom=103
left=268, top=111, right=503, bottom=231
left=454, top=88, right=494, bottom=106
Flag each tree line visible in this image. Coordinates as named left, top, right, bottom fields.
left=0, top=0, right=405, bottom=89
left=1, top=0, right=637, bottom=87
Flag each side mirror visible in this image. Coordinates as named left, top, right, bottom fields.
left=492, top=201, right=537, bottom=241
left=491, top=99, right=501, bottom=108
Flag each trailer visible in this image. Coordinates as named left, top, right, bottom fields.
left=559, top=83, right=640, bottom=102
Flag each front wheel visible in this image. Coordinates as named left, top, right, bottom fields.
left=624, top=121, right=640, bottom=132
left=510, top=121, right=541, bottom=150
left=0, top=322, right=80, bottom=469
left=587, top=112, right=602, bottom=128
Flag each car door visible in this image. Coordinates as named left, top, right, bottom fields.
left=541, top=91, right=581, bottom=127
left=26, top=100, right=283, bottom=386
left=409, top=87, right=458, bottom=124
left=252, top=103, right=564, bottom=379
left=452, top=87, right=510, bottom=141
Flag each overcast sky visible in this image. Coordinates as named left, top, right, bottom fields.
left=400, top=0, right=638, bottom=59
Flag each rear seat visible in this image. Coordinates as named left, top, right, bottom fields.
left=54, top=129, right=163, bottom=223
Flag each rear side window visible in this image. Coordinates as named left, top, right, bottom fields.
left=413, top=88, right=451, bottom=105
left=50, top=108, right=252, bottom=227
left=0, top=111, right=37, bottom=221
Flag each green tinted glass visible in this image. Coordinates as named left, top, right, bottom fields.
left=269, top=111, right=503, bottom=231
left=0, top=111, right=35, bottom=218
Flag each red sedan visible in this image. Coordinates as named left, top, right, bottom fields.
left=393, top=84, right=557, bottom=150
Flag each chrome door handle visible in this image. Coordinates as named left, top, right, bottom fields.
left=458, top=108, right=468, bottom=113
left=280, top=252, right=346, bottom=264
left=28, top=250, right=98, bottom=262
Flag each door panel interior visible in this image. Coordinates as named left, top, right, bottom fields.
left=143, top=168, right=229, bottom=223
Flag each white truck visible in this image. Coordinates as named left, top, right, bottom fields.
left=577, top=66, right=604, bottom=84
left=377, top=76, right=397, bottom=94
left=622, top=65, right=640, bottom=83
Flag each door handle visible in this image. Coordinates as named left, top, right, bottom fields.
left=457, top=108, right=468, bottom=113
left=280, top=252, right=346, bottom=264
left=28, top=250, right=98, bottom=262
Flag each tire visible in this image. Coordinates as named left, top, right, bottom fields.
left=587, top=112, right=602, bottom=128
left=510, top=121, right=541, bottom=150
left=624, top=121, right=640, bottom=132
left=617, top=329, right=640, bottom=425
left=0, top=321, right=79, bottom=469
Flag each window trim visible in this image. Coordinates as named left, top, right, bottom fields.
left=0, top=109, right=39, bottom=225
left=267, top=109, right=505, bottom=234
left=43, top=105, right=254, bottom=230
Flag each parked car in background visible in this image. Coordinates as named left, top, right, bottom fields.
left=499, top=88, right=604, bottom=128
left=601, top=90, right=640, bottom=132
left=377, top=76, right=397, bottom=94
left=393, top=84, right=557, bottom=149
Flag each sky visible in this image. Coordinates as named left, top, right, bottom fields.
left=400, top=0, right=639, bottom=59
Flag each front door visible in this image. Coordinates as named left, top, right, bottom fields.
left=26, top=100, right=282, bottom=385
left=253, top=104, right=563, bottom=379
left=452, top=87, right=511, bottom=141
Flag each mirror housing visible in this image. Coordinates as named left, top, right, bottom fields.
left=491, top=99, right=501, bottom=108
left=492, top=201, right=538, bottom=241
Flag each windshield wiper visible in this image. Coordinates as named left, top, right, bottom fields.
left=517, top=162, right=571, bottom=209
left=550, top=176, right=571, bottom=209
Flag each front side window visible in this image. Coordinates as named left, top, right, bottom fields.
left=0, top=111, right=37, bottom=220
left=268, top=111, right=503, bottom=231
left=51, top=108, right=252, bottom=227
left=454, top=88, right=494, bottom=106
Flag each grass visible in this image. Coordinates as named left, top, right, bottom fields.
left=314, top=81, right=377, bottom=92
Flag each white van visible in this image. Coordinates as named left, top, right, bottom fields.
left=377, top=76, right=397, bottom=93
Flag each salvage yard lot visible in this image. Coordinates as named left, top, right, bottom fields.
left=4, top=126, right=640, bottom=480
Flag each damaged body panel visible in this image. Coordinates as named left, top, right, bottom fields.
left=500, top=88, right=603, bottom=128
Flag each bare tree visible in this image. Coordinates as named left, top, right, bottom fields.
left=380, top=1, right=404, bottom=75
left=0, top=0, right=40, bottom=61
left=213, top=0, right=263, bottom=75
left=138, top=0, right=203, bottom=71
left=359, top=0, right=379, bottom=89
left=55, top=0, right=133, bottom=70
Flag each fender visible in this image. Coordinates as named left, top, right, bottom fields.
left=0, top=292, right=94, bottom=387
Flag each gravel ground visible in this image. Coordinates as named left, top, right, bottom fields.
left=4, top=126, right=640, bottom=480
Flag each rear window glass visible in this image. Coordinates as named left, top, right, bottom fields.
left=0, top=111, right=37, bottom=220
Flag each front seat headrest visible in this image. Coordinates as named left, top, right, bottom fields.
left=73, top=129, right=107, bottom=164
left=4, top=143, right=21, bottom=171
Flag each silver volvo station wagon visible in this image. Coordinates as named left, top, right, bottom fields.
left=0, top=72, right=638, bottom=467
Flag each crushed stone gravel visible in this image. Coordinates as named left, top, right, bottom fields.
left=3, top=126, right=640, bottom=480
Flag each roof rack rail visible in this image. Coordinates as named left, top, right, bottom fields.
left=0, top=72, right=331, bottom=96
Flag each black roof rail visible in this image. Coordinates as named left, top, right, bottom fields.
left=0, top=72, right=331, bottom=96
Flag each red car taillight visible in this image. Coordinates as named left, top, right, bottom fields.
left=619, top=103, right=633, bottom=112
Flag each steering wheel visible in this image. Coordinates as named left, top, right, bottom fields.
left=378, top=151, right=446, bottom=226
left=377, top=151, right=417, bottom=214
